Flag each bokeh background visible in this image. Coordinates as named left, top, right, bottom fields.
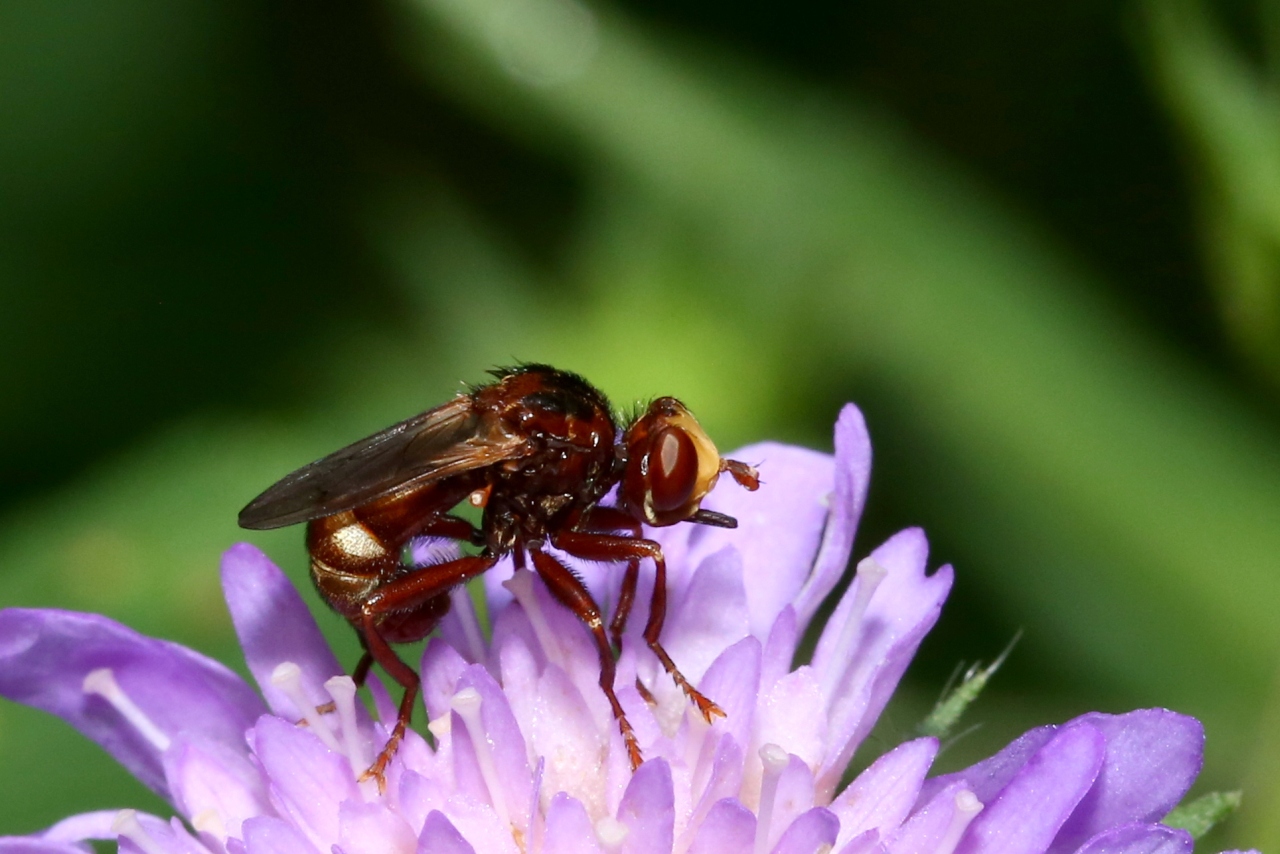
left=2, top=0, right=1279, bottom=848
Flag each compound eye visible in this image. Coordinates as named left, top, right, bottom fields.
left=648, top=427, right=699, bottom=514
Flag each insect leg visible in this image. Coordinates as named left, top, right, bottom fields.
left=609, top=559, right=640, bottom=652
left=357, top=554, right=496, bottom=789
left=576, top=507, right=643, bottom=650
left=553, top=530, right=725, bottom=724
left=528, top=545, right=644, bottom=771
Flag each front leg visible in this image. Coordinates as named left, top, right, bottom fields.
left=551, top=529, right=725, bottom=725
left=528, top=545, right=644, bottom=770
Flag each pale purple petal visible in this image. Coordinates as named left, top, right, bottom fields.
left=916, top=724, right=1058, bottom=807
left=240, top=816, right=321, bottom=854
left=686, top=799, right=755, bottom=854
left=697, top=637, right=762, bottom=754
left=39, top=811, right=117, bottom=844
left=839, top=829, right=887, bottom=854
left=682, top=735, right=747, bottom=848
left=1048, top=710, right=1203, bottom=854
left=339, top=801, right=417, bottom=854
left=220, top=543, right=346, bottom=720
left=415, top=811, right=476, bottom=854
left=831, top=737, right=938, bottom=845
left=616, top=759, right=675, bottom=854
left=813, top=528, right=953, bottom=795
left=117, top=813, right=213, bottom=854
left=756, top=665, right=827, bottom=771
left=420, top=638, right=469, bottom=723
left=1070, top=823, right=1193, bottom=854
left=0, top=608, right=263, bottom=796
left=761, top=605, right=798, bottom=691
left=771, top=807, right=839, bottom=854
left=163, top=736, right=271, bottom=842
left=499, top=637, right=611, bottom=819
left=659, top=547, right=751, bottom=689
left=955, top=722, right=1106, bottom=854
left=0, top=840, right=92, bottom=854
left=888, top=782, right=979, bottom=854
left=663, top=441, right=835, bottom=637
left=249, top=715, right=357, bottom=848
left=452, top=665, right=534, bottom=829
left=793, top=404, right=872, bottom=628
left=762, top=754, right=818, bottom=853
left=542, top=794, right=604, bottom=854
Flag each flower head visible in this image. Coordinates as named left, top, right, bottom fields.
left=0, top=405, right=1255, bottom=853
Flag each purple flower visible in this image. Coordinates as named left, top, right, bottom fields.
left=0, top=404, right=1255, bottom=854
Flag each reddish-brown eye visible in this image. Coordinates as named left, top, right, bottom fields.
left=648, top=427, right=699, bottom=513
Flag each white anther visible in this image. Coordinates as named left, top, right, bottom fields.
left=504, top=569, right=564, bottom=666
left=933, top=789, right=983, bottom=854
left=324, top=675, right=367, bottom=776
left=190, top=808, right=227, bottom=841
left=452, top=688, right=510, bottom=829
left=82, top=669, right=170, bottom=752
left=111, top=810, right=168, bottom=854
left=754, top=743, right=790, bottom=854
left=819, top=557, right=888, bottom=700
left=595, top=816, right=629, bottom=848
left=270, top=662, right=340, bottom=752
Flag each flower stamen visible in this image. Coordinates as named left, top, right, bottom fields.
left=82, top=668, right=170, bottom=752
left=111, top=809, right=167, bottom=854
left=819, top=557, right=888, bottom=699
left=755, top=743, right=789, bottom=854
left=934, top=789, right=983, bottom=854
left=452, top=687, right=511, bottom=829
left=505, top=569, right=564, bottom=667
left=595, top=816, right=629, bottom=849
left=270, top=662, right=341, bottom=752
left=324, top=675, right=368, bottom=776
left=191, top=808, right=227, bottom=841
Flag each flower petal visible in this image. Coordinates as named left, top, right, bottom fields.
left=220, top=544, right=346, bottom=720
left=39, top=811, right=118, bottom=844
left=793, top=404, right=872, bottom=628
left=812, top=528, right=952, bottom=795
left=663, top=441, right=836, bottom=638
left=0, top=840, right=94, bottom=854
left=697, top=636, right=762, bottom=756
left=660, top=547, right=751, bottom=691
left=240, top=816, right=321, bottom=854
left=955, top=722, right=1106, bottom=854
left=685, top=798, right=755, bottom=854
left=1069, top=823, right=1193, bottom=854
left=771, top=807, right=839, bottom=854
left=415, top=811, right=477, bottom=854
left=617, top=758, right=675, bottom=854
left=0, top=608, right=263, bottom=797
left=163, top=736, right=271, bottom=843
left=451, top=665, right=533, bottom=830
left=916, top=724, right=1058, bottom=808
left=249, top=714, right=357, bottom=849
left=1048, top=710, right=1203, bottom=854
left=542, top=794, right=605, bottom=854
left=831, top=737, right=938, bottom=845
left=339, top=801, right=417, bottom=854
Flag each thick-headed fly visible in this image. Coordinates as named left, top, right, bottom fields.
left=239, top=364, right=759, bottom=786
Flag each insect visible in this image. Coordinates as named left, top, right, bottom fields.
left=238, top=364, right=759, bottom=785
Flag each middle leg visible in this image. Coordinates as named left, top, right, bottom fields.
left=552, top=529, right=724, bottom=723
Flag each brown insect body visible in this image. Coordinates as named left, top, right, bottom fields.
left=239, top=365, right=759, bottom=785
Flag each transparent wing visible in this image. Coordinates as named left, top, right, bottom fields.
left=238, top=396, right=524, bottom=529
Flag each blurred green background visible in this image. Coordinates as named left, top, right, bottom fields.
left=2, top=0, right=1279, bottom=848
